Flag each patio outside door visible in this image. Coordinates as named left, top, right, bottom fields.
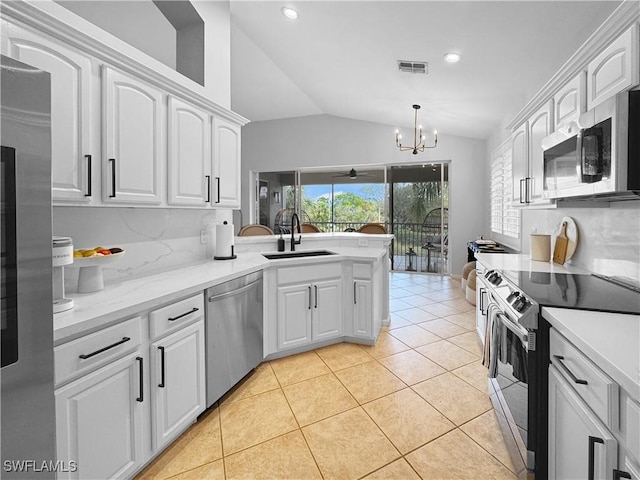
left=389, top=163, right=449, bottom=274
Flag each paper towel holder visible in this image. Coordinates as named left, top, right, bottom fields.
left=214, top=221, right=237, bottom=260
left=214, top=245, right=236, bottom=260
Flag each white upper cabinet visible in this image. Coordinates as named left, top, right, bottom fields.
left=212, top=118, right=241, bottom=208
left=527, top=100, right=554, bottom=204
left=511, top=100, right=554, bottom=207
left=2, top=22, right=94, bottom=203
left=168, top=97, right=211, bottom=206
left=511, top=122, right=529, bottom=205
left=554, top=72, right=587, bottom=128
left=587, top=24, right=639, bottom=110
left=102, top=67, right=163, bottom=204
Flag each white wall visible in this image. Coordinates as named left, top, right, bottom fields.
left=240, top=114, right=489, bottom=275
left=55, top=0, right=177, bottom=69
left=191, top=0, right=231, bottom=108
left=55, top=0, right=231, bottom=108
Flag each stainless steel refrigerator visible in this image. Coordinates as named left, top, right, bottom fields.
left=1, top=55, right=56, bottom=479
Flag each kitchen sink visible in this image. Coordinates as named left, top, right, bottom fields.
left=262, top=250, right=337, bottom=260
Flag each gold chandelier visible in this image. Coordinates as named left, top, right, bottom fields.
left=395, top=104, right=437, bottom=154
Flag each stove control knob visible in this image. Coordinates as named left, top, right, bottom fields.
left=516, top=299, right=531, bottom=313
left=493, top=276, right=503, bottom=286
left=506, top=291, right=520, bottom=302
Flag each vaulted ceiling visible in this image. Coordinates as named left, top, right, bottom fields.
left=230, top=1, right=621, bottom=139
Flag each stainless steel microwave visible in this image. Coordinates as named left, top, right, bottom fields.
left=542, top=90, right=639, bottom=200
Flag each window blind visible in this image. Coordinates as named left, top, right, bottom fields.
left=490, top=147, right=520, bottom=238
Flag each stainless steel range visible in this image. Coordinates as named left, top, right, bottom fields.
left=476, top=265, right=548, bottom=480
left=476, top=262, right=640, bottom=480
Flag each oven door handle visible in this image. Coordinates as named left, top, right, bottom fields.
left=496, top=312, right=529, bottom=350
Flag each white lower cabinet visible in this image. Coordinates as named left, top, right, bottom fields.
left=274, top=262, right=343, bottom=352
left=150, top=321, right=206, bottom=450
left=548, top=365, right=618, bottom=480
left=277, top=277, right=342, bottom=350
left=55, top=351, right=145, bottom=480
left=55, top=295, right=206, bottom=478
left=353, top=279, right=373, bottom=338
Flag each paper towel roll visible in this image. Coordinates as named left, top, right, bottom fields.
left=530, top=234, right=551, bottom=261
left=215, top=221, right=235, bottom=259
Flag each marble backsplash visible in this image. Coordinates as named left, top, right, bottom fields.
left=521, top=200, right=640, bottom=282
left=53, top=206, right=233, bottom=292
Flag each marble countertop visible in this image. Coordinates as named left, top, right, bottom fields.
left=54, top=246, right=387, bottom=344
left=475, top=253, right=587, bottom=274
left=542, top=307, right=640, bottom=399
left=234, top=231, right=394, bottom=245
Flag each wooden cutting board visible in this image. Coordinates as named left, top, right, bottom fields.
left=553, top=221, right=569, bottom=264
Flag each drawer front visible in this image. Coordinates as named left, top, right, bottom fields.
left=277, top=262, right=342, bottom=285
left=149, top=293, right=204, bottom=340
left=55, top=316, right=142, bottom=386
left=353, top=262, right=372, bottom=279
left=625, top=396, right=640, bottom=464
left=550, top=328, right=619, bottom=428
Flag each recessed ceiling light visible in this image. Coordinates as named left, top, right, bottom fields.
left=281, top=7, right=298, bottom=19
left=443, top=52, right=462, bottom=63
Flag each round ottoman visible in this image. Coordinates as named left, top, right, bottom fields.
left=465, top=269, right=477, bottom=305
left=461, top=261, right=476, bottom=291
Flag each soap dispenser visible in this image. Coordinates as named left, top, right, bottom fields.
left=277, top=233, right=285, bottom=252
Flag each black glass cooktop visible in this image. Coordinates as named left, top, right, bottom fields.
left=501, top=271, right=640, bottom=315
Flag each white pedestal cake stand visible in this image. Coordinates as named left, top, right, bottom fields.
left=73, top=251, right=125, bottom=293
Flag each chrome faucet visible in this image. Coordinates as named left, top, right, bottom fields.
left=290, top=213, right=301, bottom=251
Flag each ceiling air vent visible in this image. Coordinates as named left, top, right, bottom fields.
left=397, top=60, right=428, bottom=74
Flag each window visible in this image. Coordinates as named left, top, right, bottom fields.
left=490, top=144, right=520, bottom=239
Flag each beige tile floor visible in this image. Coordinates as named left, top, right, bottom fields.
left=136, top=272, right=517, bottom=480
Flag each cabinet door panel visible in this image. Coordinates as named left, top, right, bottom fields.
left=528, top=101, right=553, bottom=202
left=277, top=284, right=312, bottom=350
left=103, top=67, right=162, bottom=204
left=152, top=321, right=205, bottom=450
left=313, top=279, right=342, bottom=340
left=213, top=118, right=241, bottom=208
left=168, top=97, right=210, bottom=206
left=548, top=366, right=617, bottom=480
left=587, top=25, right=639, bottom=109
left=56, top=353, right=144, bottom=480
left=511, top=124, right=528, bottom=205
left=353, top=280, right=372, bottom=339
left=554, top=72, right=586, bottom=127
left=5, top=24, right=92, bottom=202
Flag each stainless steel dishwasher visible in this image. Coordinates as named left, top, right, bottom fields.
left=205, top=270, right=263, bottom=407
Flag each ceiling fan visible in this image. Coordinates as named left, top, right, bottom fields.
left=332, top=168, right=372, bottom=179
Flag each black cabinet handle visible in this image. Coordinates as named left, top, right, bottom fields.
left=314, top=285, right=318, bottom=309
left=205, top=175, right=211, bottom=203
left=84, top=154, right=92, bottom=197
left=553, top=355, right=588, bottom=385
left=109, top=158, right=116, bottom=197
left=519, top=178, right=526, bottom=204
left=168, top=307, right=199, bottom=322
left=525, top=177, right=531, bottom=203
left=79, top=336, right=130, bottom=359
left=136, top=356, right=143, bottom=402
left=479, top=287, right=486, bottom=314
left=613, top=470, right=632, bottom=480
left=308, top=286, right=311, bottom=310
left=158, top=346, right=166, bottom=388
left=354, top=282, right=357, bottom=304
left=215, top=176, right=221, bottom=203
left=588, top=436, right=604, bottom=480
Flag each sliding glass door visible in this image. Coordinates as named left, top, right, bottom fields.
left=389, top=163, right=449, bottom=274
